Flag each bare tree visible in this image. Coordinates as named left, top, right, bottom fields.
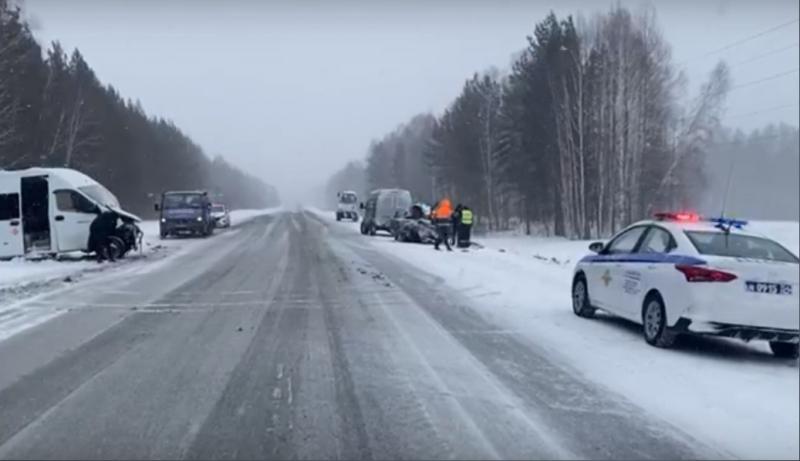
left=475, top=71, right=504, bottom=229
left=648, top=62, right=730, bottom=213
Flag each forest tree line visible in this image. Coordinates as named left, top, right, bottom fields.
left=1, top=1, right=279, bottom=216
left=701, top=124, right=799, bottom=221
left=327, top=6, right=797, bottom=238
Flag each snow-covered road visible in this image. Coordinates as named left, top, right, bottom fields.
left=310, top=208, right=800, bottom=460
left=0, top=209, right=795, bottom=459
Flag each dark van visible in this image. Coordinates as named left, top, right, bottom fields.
left=155, top=190, right=214, bottom=239
left=360, top=188, right=412, bottom=236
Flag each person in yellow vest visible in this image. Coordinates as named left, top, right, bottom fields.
left=457, top=206, right=474, bottom=248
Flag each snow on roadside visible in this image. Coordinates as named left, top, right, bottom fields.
left=0, top=207, right=281, bottom=299
left=315, top=208, right=799, bottom=459
left=0, top=259, right=95, bottom=292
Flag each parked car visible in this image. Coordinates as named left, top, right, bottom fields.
left=359, top=188, right=412, bottom=236
left=211, top=203, right=231, bottom=228
left=1, top=167, right=141, bottom=259
left=571, top=212, right=800, bottom=358
left=155, top=190, right=214, bottom=238
left=389, top=203, right=437, bottom=244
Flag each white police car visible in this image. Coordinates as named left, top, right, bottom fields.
left=572, top=212, right=800, bottom=358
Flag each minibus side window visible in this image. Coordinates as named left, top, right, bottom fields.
left=55, top=190, right=97, bottom=213
left=0, top=193, right=20, bottom=220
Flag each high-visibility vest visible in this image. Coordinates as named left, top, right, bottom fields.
left=433, top=200, right=453, bottom=220
left=461, top=209, right=473, bottom=225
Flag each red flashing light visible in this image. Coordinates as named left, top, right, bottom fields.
left=654, top=211, right=700, bottom=222
left=675, top=264, right=737, bottom=283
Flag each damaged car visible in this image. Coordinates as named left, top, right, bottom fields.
left=390, top=203, right=437, bottom=244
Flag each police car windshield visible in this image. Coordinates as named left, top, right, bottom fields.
left=685, top=231, right=799, bottom=264
left=163, top=194, right=205, bottom=209
left=340, top=194, right=357, bottom=204
left=212, top=205, right=225, bottom=212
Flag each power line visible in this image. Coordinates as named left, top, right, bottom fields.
left=728, top=68, right=799, bottom=92
left=710, top=133, right=787, bottom=146
left=680, top=18, right=799, bottom=64
left=724, top=104, right=799, bottom=120
left=731, top=42, right=799, bottom=67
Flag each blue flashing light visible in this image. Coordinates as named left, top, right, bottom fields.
left=709, top=217, right=748, bottom=232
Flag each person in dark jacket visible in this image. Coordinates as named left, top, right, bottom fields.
left=88, top=210, right=118, bottom=262
left=450, top=204, right=463, bottom=246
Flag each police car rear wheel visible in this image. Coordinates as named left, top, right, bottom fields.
left=572, top=276, right=595, bottom=318
left=769, top=341, right=799, bottom=359
left=642, top=295, right=676, bottom=348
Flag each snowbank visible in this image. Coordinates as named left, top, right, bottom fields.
left=0, top=259, right=96, bottom=292
left=319, top=210, right=799, bottom=459
left=0, top=207, right=281, bottom=297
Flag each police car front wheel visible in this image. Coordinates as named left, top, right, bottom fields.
left=572, top=276, right=595, bottom=318
left=642, top=294, right=676, bottom=348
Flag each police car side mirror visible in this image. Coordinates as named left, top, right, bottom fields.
left=359, top=202, right=365, bottom=210
left=154, top=203, right=160, bottom=212
left=589, top=241, right=604, bottom=253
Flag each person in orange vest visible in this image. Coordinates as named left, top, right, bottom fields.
left=431, top=198, right=453, bottom=251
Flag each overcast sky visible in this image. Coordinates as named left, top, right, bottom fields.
left=22, top=0, right=800, bottom=204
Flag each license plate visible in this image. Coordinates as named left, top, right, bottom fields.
left=745, top=281, right=793, bottom=295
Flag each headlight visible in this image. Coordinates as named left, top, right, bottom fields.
left=160, top=218, right=166, bottom=223
left=196, top=216, right=203, bottom=222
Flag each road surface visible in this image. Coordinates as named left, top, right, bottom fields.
left=0, top=211, right=725, bottom=459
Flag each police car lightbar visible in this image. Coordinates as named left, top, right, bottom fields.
left=709, top=217, right=748, bottom=232
left=654, top=212, right=700, bottom=222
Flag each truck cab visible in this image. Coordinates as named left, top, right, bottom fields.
left=156, top=190, right=214, bottom=239
left=336, top=191, right=359, bottom=222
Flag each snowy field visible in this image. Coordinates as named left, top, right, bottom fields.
left=0, top=207, right=282, bottom=298
left=311, top=207, right=799, bottom=460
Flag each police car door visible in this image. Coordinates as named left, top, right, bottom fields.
left=601, top=226, right=649, bottom=317
left=0, top=178, right=23, bottom=258
left=620, top=226, right=675, bottom=317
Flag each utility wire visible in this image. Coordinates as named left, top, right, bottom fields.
left=679, top=18, right=799, bottom=64
left=727, top=68, right=799, bottom=92
left=731, top=42, right=799, bottom=67
left=709, top=133, right=792, bottom=146
left=724, top=104, right=799, bottom=120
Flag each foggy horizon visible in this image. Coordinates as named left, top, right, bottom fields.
left=21, top=0, right=800, bottom=205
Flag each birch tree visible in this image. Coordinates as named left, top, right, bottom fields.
left=62, top=50, right=102, bottom=167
